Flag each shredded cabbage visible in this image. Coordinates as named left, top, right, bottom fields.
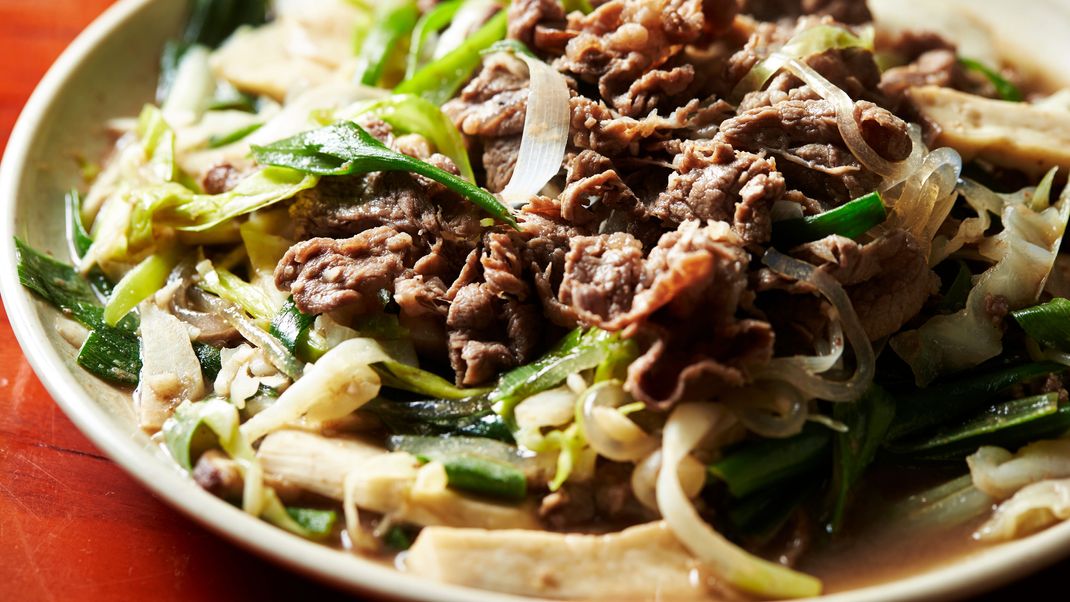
left=892, top=181, right=1070, bottom=385
left=976, top=478, right=1070, bottom=541
left=968, top=440, right=1070, bottom=500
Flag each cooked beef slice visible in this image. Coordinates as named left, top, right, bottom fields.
left=553, top=0, right=737, bottom=116
left=444, top=53, right=530, bottom=138
left=721, top=99, right=912, bottom=162
left=275, top=227, right=415, bottom=315
left=794, top=230, right=940, bottom=340
left=652, top=138, right=785, bottom=244
left=446, top=232, right=541, bottom=385
left=738, top=0, right=872, bottom=24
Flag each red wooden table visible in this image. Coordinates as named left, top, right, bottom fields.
left=0, top=2, right=1065, bottom=601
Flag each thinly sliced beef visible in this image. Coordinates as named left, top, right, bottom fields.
left=721, top=99, right=912, bottom=162
left=288, top=122, right=483, bottom=243
left=444, top=53, right=530, bottom=138
left=738, top=48, right=886, bottom=112
left=483, top=136, right=522, bottom=193
left=446, top=232, right=542, bottom=386
left=275, top=227, right=415, bottom=315
left=738, top=0, right=872, bottom=24
left=570, top=96, right=733, bottom=157
left=622, top=223, right=774, bottom=406
left=508, top=0, right=567, bottom=50
left=652, top=139, right=785, bottom=244
left=795, top=230, right=940, bottom=340
left=720, top=98, right=911, bottom=205
left=880, top=49, right=997, bottom=112
left=553, top=0, right=736, bottom=116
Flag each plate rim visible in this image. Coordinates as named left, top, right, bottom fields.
left=1, top=1, right=1069, bottom=601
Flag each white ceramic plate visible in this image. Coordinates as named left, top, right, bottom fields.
left=3, top=1, right=1070, bottom=600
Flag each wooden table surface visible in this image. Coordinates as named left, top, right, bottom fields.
left=0, top=1, right=1066, bottom=601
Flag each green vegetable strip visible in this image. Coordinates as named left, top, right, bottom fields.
left=394, top=9, right=507, bottom=105
left=936, top=260, right=972, bottom=314
left=355, top=0, right=420, bottom=87
left=773, top=191, right=887, bottom=248
left=383, top=525, right=414, bottom=551
left=887, top=362, right=1064, bottom=441
left=76, top=330, right=141, bottom=386
left=269, top=298, right=317, bottom=359
left=65, top=190, right=93, bottom=257
left=1013, top=298, right=1070, bottom=352
left=15, top=238, right=141, bottom=384
left=561, top=0, right=594, bottom=13
left=888, top=393, right=1059, bottom=458
left=491, top=328, right=621, bottom=421
left=158, top=0, right=268, bottom=104
left=197, top=263, right=277, bottom=322
left=208, top=122, right=263, bottom=148
left=284, top=507, right=338, bottom=539
left=65, top=190, right=113, bottom=295
left=103, top=247, right=180, bottom=326
left=252, top=121, right=517, bottom=228
left=162, top=398, right=241, bottom=470
left=183, top=0, right=269, bottom=49
left=959, top=57, right=1023, bottom=103
left=374, top=361, right=490, bottom=401
left=344, top=94, right=477, bottom=182
left=367, top=396, right=514, bottom=442
left=729, top=481, right=818, bottom=544
left=194, top=342, right=223, bottom=381
left=406, top=0, right=463, bottom=78
left=709, top=425, right=832, bottom=499
left=437, top=455, right=528, bottom=501
left=826, top=385, right=895, bottom=533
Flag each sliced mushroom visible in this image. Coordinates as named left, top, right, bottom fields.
left=406, top=522, right=705, bottom=600
left=909, top=85, right=1070, bottom=177
left=255, top=430, right=538, bottom=530
left=136, top=301, right=206, bottom=431
left=168, top=262, right=240, bottom=346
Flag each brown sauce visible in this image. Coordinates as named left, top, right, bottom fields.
left=800, top=464, right=993, bottom=593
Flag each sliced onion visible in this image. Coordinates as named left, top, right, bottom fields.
left=631, top=449, right=706, bottom=512
left=499, top=51, right=570, bottom=208
left=343, top=470, right=380, bottom=552
left=722, top=381, right=809, bottom=438
left=656, top=403, right=822, bottom=598
left=579, top=381, right=657, bottom=462
left=758, top=250, right=875, bottom=402
left=778, top=55, right=917, bottom=182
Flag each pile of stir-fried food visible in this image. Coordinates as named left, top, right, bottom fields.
left=20, top=0, right=1070, bottom=598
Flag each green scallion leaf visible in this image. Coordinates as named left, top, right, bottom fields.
left=959, top=57, right=1023, bottom=103
left=374, top=360, right=491, bottom=401
left=284, top=507, right=338, bottom=539
left=355, top=0, right=420, bottom=87
left=826, top=385, right=895, bottom=533
left=709, top=424, right=831, bottom=499
left=406, top=0, right=463, bottom=78
left=1013, top=298, right=1070, bottom=353
left=394, top=9, right=507, bottom=105
left=887, top=362, right=1065, bottom=441
left=208, top=122, right=263, bottom=148
left=251, top=121, right=517, bottom=228
left=773, top=191, right=887, bottom=248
